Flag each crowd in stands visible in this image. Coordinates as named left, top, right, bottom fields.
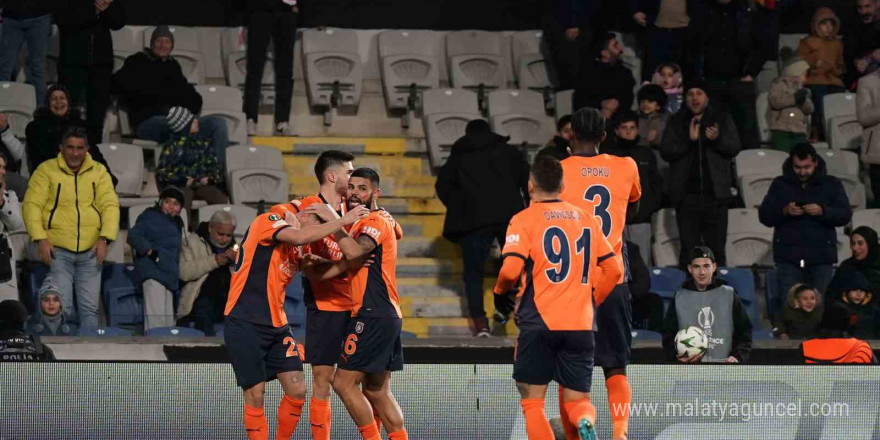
left=0, top=0, right=873, bottom=354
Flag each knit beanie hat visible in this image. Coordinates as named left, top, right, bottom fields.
left=150, top=25, right=175, bottom=49
left=782, top=59, right=810, bottom=78
left=166, top=106, right=194, bottom=133
left=683, top=77, right=710, bottom=97
left=159, top=186, right=185, bottom=206
left=571, top=107, right=606, bottom=142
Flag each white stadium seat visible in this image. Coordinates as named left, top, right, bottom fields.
left=98, top=143, right=145, bottom=197
left=422, top=88, right=483, bottom=168
left=378, top=30, right=440, bottom=111
left=195, top=85, right=247, bottom=146
left=487, top=89, right=550, bottom=148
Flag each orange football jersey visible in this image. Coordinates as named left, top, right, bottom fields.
left=349, top=211, right=402, bottom=318
left=500, top=200, right=615, bottom=331
left=292, top=194, right=352, bottom=312
left=560, top=154, right=641, bottom=283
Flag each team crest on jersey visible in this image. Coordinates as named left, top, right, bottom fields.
left=355, top=321, right=364, bottom=334
left=268, top=213, right=281, bottom=221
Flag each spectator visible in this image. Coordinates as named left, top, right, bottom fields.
left=0, top=299, right=55, bottom=361
left=801, top=301, right=877, bottom=363
left=435, top=119, right=529, bottom=337
left=839, top=273, right=879, bottom=339
left=825, top=226, right=880, bottom=303
left=536, top=115, right=572, bottom=161
left=176, top=210, right=237, bottom=336
left=0, top=113, right=31, bottom=199
left=858, top=70, right=880, bottom=206
left=0, top=0, right=52, bottom=105
left=156, top=106, right=228, bottom=224
left=244, top=0, right=298, bottom=136
left=25, top=281, right=77, bottom=336
left=698, top=0, right=762, bottom=149
left=628, top=0, right=699, bottom=81
left=628, top=240, right=665, bottom=331
left=843, top=0, right=879, bottom=87
left=767, top=60, right=814, bottom=153
left=650, top=62, right=684, bottom=114
left=25, top=84, right=117, bottom=186
left=541, top=0, right=601, bottom=90
left=573, top=32, right=636, bottom=125
left=797, top=7, right=846, bottom=140
left=127, top=187, right=185, bottom=331
left=661, top=246, right=752, bottom=363
left=603, top=110, right=664, bottom=265
left=0, top=154, right=23, bottom=302
left=759, top=142, right=852, bottom=297
left=55, top=0, right=125, bottom=147
left=112, top=26, right=231, bottom=174
left=660, top=79, right=741, bottom=268
left=22, top=127, right=119, bottom=329
left=637, top=84, right=669, bottom=149
left=772, top=283, right=823, bottom=340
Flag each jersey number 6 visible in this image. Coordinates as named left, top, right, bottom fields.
left=543, top=226, right=592, bottom=284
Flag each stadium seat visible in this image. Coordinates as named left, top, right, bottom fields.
left=77, top=326, right=134, bottom=337
left=128, top=202, right=188, bottom=230
left=302, top=28, right=364, bottom=121
left=735, top=148, right=786, bottom=180
left=195, top=85, right=248, bottom=146
left=819, top=149, right=859, bottom=178
left=111, top=26, right=146, bottom=73
left=555, top=89, right=573, bottom=120
left=486, top=89, right=550, bottom=148
left=631, top=330, right=662, bottom=341
left=755, top=61, right=778, bottom=94
left=852, top=209, right=880, bottom=231
left=827, top=115, right=863, bottom=150
left=510, top=31, right=553, bottom=100
left=196, top=204, right=257, bottom=238
left=822, top=93, right=857, bottom=139
left=778, top=33, right=808, bottom=64
left=726, top=208, right=773, bottom=267
left=649, top=267, right=686, bottom=299
left=716, top=267, right=760, bottom=325
left=739, top=173, right=777, bottom=208
left=228, top=170, right=288, bottom=205
left=106, top=230, right=126, bottom=264
left=755, top=92, right=771, bottom=144
left=844, top=181, right=867, bottom=210
left=377, top=30, right=440, bottom=113
left=753, top=329, right=775, bottom=340
left=0, top=82, right=35, bottom=138
left=142, top=26, right=204, bottom=84
left=221, top=27, right=276, bottom=101
left=422, top=88, right=483, bottom=168
left=226, top=145, right=284, bottom=172
left=145, top=326, right=206, bottom=337
left=98, top=143, right=145, bottom=197
left=102, top=264, right=144, bottom=327
left=22, top=262, right=50, bottom=315
left=445, top=30, right=507, bottom=108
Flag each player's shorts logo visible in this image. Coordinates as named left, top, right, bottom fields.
left=355, top=321, right=364, bottom=334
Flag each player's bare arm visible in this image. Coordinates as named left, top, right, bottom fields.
left=276, top=205, right=369, bottom=246
left=334, top=233, right=377, bottom=261
left=300, top=252, right=371, bottom=281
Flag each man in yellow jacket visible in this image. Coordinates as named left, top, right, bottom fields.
left=23, top=127, right=119, bottom=329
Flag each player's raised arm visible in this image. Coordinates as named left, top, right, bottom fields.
left=276, top=204, right=369, bottom=246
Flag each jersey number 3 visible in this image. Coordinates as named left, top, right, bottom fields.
left=584, top=185, right=612, bottom=237
left=543, top=227, right=592, bottom=284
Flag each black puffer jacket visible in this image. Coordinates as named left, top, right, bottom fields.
left=697, top=0, right=763, bottom=80
left=758, top=156, right=852, bottom=265
left=55, top=0, right=126, bottom=68
left=435, top=132, right=529, bottom=242
left=573, top=60, right=636, bottom=114
left=602, top=135, right=663, bottom=224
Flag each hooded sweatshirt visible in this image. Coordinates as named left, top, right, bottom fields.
left=839, top=272, right=880, bottom=339
left=772, top=287, right=823, bottom=339
left=25, top=282, right=76, bottom=337
left=797, top=7, right=845, bottom=87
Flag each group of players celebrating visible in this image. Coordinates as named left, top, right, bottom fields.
left=223, top=151, right=407, bottom=440
left=222, top=105, right=639, bottom=440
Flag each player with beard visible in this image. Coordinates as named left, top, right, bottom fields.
left=302, top=167, right=407, bottom=440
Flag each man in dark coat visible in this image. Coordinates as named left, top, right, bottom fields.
left=660, top=79, right=741, bottom=268
left=55, top=0, right=126, bottom=147
left=759, top=142, right=852, bottom=300
left=541, top=0, right=601, bottom=90
left=843, top=0, right=880, bottom=87
left=602, top=110, right=664, bottom=266
left=573, top=32, right=636, bottom=124
left=435, top=120, right=529, bottom=337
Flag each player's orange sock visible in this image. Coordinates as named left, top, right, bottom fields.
left=558, top=388, right=579, bottom=440
left=606, top=375, right=631, bottom=439
left=276, top=395, right=305, bottom=440
left=358, top=421, right=381, bottom=440
left=309, top=397, right=332, bottom=440
left=521, top=398, right=554, bottom=440
left=563, top=398, right=597, bottom=431
left=244, top=403, right=269, bottom=440
left=388, top=428, right=409, bottom=440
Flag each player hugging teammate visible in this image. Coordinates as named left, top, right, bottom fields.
left=224, top=150, right=407, bottom=440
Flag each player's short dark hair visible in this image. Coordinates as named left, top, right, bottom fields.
left=60, top=126, right=88, bottom=146
left=314, top=150, right=355, bottom=184
left=556, top=114, right=572, bottom=132
left=351, top=167, right=380, bottom=187
left=531, top=155, right=563, bottom=193
left=614, top=109, right=639, bottom=128
left=790, top=142, right=818, bottom=162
